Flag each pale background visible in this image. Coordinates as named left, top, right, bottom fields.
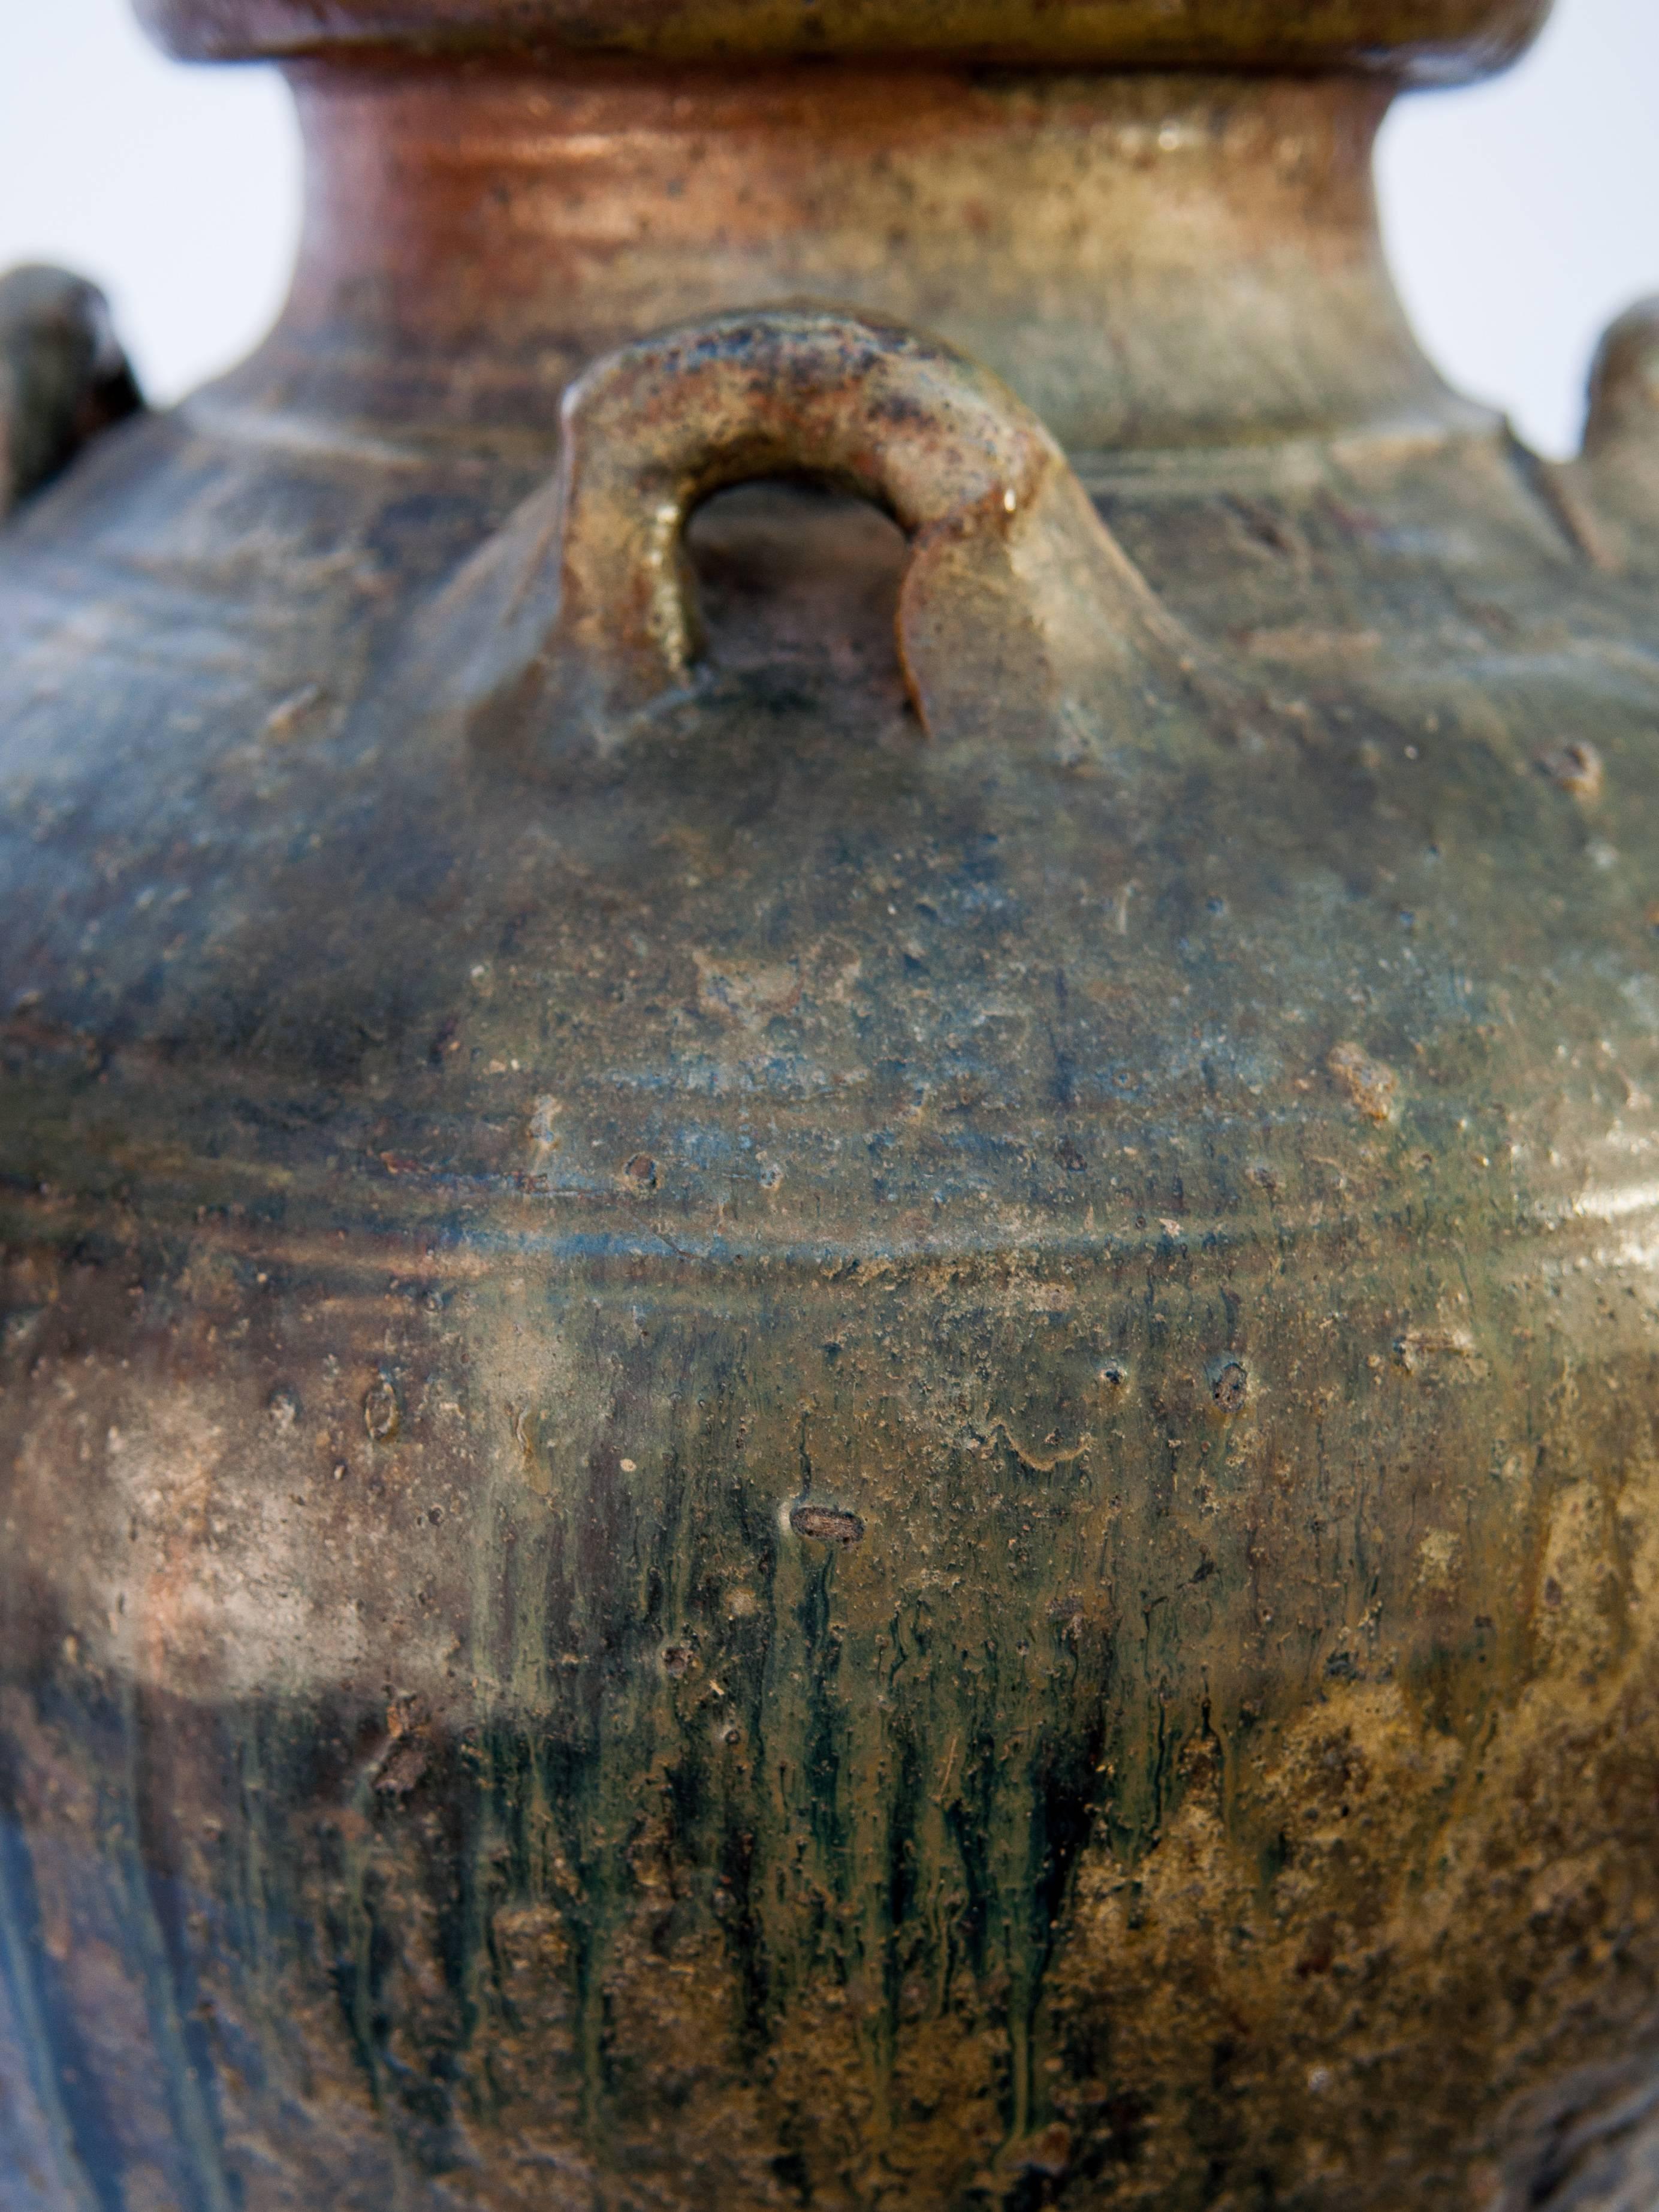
left=0, top=0, right=1655, bottom=458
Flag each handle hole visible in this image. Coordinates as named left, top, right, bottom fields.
left=684, top=476, right=907, bottom=698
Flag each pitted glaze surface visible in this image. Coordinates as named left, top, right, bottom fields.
left=8, top=7, right=1659, bottom=2209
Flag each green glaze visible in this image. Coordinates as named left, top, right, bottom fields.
left=7, top=10, right=1659, bottom=2208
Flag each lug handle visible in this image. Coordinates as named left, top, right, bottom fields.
left=424, top=304, right=1203, bottom=761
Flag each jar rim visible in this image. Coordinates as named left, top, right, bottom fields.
left=132, top=0, right=1552, bottom=83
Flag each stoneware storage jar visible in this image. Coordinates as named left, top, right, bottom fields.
left=5, top=2, right=1659, bottom=2206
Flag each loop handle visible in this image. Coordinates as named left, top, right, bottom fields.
left=425, top=304, right=1200, bottom=759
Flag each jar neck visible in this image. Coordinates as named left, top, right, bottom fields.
left=227, top=59, right=1458, bottom=457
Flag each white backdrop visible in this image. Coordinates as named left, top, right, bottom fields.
left=1, top=0, right=1655, bottom=458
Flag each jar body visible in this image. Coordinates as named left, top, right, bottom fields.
left=7, top=19, right=1659, bottom=2211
